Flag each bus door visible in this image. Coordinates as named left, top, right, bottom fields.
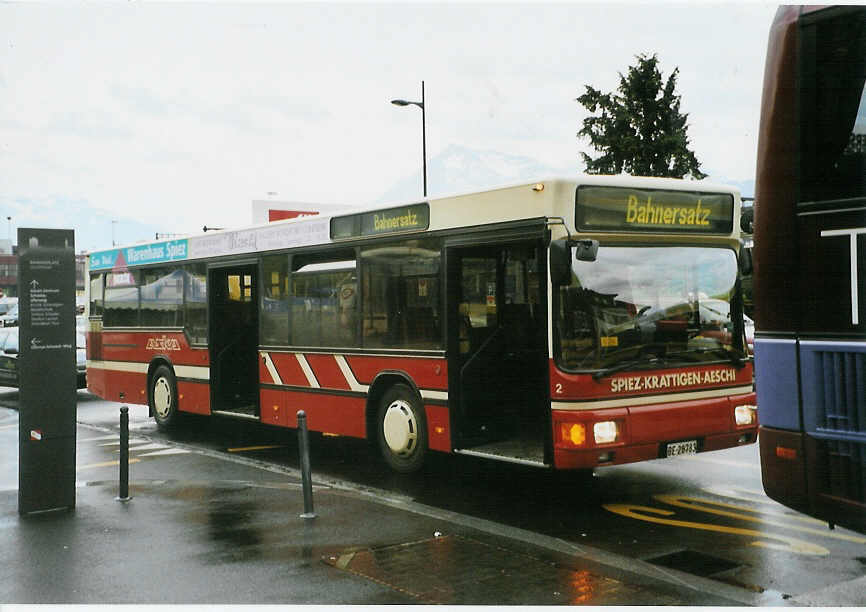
left=209, top=263, right=259, bottom=418
left=447, top=240, right=549, bottom=464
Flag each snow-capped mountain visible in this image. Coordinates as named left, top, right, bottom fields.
left=376, top=144, right=576, bottom=204
left=2, top=195, right=162, bottom=253
left=377, top=144, right=755, bottom=204
left=3, top=146, right=755, bottom=254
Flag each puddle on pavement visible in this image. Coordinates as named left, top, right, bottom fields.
left=323, top=534, right=682, bottom=605
left=115, top=479, right=318, bottom=567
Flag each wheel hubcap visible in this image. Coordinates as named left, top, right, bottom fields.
left=382, top=400, right=417, bottom=456
left=153, top=377, right=171, bottom=419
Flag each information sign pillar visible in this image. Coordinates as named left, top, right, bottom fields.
left=17, top=228, right=77, bottom=515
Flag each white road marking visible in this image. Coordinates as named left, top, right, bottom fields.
left=136, top=448, right=190, bottom=457
left=98, top=439, right=150, bottom=448
left=79, top=434, right=121, bottom=442
left=126, top=443, right=171, bottom=452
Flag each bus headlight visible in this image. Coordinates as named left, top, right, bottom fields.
left=734, top=404, right=756, bottom=426
left=593, top=421, right=619, bottom=444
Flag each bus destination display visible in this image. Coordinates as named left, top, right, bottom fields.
left=576, top=186, right=734, bottom=234
left=331, top=203, right=429, bottom=240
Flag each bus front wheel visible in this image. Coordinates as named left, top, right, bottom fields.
left=150, top=365, right=180, bottom=431
left=376, top=384, right=427, bottom=473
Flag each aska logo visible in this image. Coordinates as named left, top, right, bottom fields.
left=146, top=336, right=181, bottom=351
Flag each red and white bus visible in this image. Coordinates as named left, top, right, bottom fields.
left=86, top=175, right=757, bottom=472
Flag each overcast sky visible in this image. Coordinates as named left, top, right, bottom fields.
left=1, top=2, right=777, bottom=248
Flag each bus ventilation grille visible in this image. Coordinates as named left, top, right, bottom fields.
left=815, top=350, right=865, bottom=432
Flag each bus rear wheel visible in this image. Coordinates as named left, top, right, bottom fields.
left=150, top=365, right=180, bottom=431
left=377, top=384, right=427, bottom=473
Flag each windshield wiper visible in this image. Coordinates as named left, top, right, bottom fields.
left=592, top=356, right=666, bottom=380
left=669, top=347, right=748, bottom=368
left=591, top=344, right=748, bottom=380
left=591, top=344, right=669, bottom=380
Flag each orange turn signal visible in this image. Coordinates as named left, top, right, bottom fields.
left=776, top=446, right=797, bottom=460
left=560, top=423, right=586, bottom=447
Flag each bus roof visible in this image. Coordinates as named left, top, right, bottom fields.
left=88, top=175, right=741, bottom=271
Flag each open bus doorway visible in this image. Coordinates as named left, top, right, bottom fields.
left=209, top=264, right=259, bottom=418
left=447, top=239, right=550, bottom=466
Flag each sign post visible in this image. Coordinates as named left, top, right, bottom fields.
left=18, top=228, right=77, bottom=515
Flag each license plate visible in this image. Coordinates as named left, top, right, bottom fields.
left=666, top=440, right=697, bottom=457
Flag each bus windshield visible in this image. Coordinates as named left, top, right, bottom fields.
left=556, top=245, right=744, bottom=372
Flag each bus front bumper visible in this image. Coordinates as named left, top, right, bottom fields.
left=551, top=391, right=758, bottom=470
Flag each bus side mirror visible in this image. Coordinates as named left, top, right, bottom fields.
left=741, top=207, right=754, bottom=234
left=574, top=239, right=599, bottom=262
left=739, top=246, right=753, bottom=276
left=551, top=239, right=600, bottom=286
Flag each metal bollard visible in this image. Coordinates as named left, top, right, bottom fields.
left=116, top=406, right=131, bottom=502
left=297, top=410, right=316, bottom=519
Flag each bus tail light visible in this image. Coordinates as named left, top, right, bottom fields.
left=734, top=404, right=756, bottom=426
left=593, top=421, right=619, bottom=444
left=560, top=423, right=586, bottom=447
left=776, top=446, right=797, bottom=460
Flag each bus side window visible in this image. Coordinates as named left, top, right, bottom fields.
left=184, top=263, right=207, bottom=344
left=140, top=266, right=183, bottom=327
left=361, top=238, right=442, bottom=350
left=290, top=253, right=357, bottom=348
left=104, top=270, right=140, bottom=327
left=262, top=255, right=289, bottom=346
left=89, top=273, right=104, bottom=317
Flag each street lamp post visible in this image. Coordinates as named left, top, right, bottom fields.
left=391, top=80, right=427, bottom=198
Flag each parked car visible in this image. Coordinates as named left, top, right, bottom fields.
left=0, top=303, right=18, bottom=327
left=0, top=297, right=17, bottom=319
left=0, top=328, right=18, bottom=388
left=0, top=327, right=87, bottom=389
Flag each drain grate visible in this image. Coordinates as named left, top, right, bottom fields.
left=647, top=550, right=741, bottom=577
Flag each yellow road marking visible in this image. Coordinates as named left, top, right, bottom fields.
left=655, top=494, right=866, bottom=545
left=702, top=485, right=827, bottom=524
left=77, top=459, right=142, bottom=470
left=227, top=445, right=285, bottom=453
left=603, top=503, right=829, bottom=555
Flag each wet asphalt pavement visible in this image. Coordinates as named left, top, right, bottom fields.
left=2, top=393, right=865, bottom=605
left=0, top=402, right=769, bottom=606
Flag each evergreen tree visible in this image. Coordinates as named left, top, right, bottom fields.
left=577, top=53, right=706, bottom=179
